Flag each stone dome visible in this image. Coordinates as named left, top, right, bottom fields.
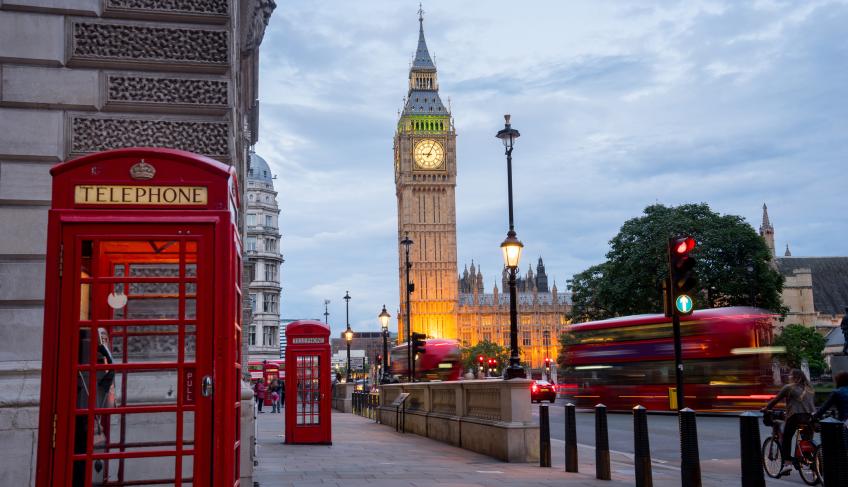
left=248, top=151, right=274, bottom=183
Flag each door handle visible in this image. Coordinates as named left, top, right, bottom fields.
left=201, top=376, right=213, bottom=397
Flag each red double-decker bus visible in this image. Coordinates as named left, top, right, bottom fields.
left=390, top=338, right=463, bottom=381
left=561, top=307, right=778, bottom=411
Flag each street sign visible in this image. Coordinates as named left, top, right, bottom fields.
left=675, top=294, right=694, bottom=314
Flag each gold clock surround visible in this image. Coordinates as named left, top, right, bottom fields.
left=413, top=139, right=445, bottom=169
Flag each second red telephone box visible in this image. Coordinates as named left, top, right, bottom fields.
left=284, top=320, right=331, bottom=444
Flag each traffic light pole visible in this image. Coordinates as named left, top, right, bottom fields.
left=671, top=311, right=685, bottom=410
left=401, top=233, right=414, bottom=383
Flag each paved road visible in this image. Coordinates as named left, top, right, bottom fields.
left=532, top=402, right=798, bottom=483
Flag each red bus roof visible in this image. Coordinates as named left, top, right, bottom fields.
left=569, top=306, right=774, bottom=332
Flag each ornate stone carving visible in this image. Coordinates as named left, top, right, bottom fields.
left=70, top=116, right=230, bottom=158
left=243, top=0, right=276, bottom=53
left=106, top=0, right=228, bottom=15
left=107, top=75, right=229, bottom=107
left=71, top=22, right=228, bottom=67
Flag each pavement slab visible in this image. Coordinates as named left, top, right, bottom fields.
left=252, top=409, right=804, bottom=487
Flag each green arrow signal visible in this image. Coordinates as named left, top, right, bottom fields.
left=675, top=294, right=694, bottom=314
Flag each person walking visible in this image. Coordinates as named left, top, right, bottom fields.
left=764, top=369, right=816, bottom=476
left=270, top=388, right=280, bottom=413
left=278, top=380, right=285, bottom=412
left=254, top=380, right=267, bottom=413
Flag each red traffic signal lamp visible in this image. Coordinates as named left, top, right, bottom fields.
left=478, top=355, right=485, bottom=364
left=668, top=236, right=697, bottom=316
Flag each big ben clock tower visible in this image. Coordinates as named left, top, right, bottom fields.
left=394, top=8, right=458, bottom=341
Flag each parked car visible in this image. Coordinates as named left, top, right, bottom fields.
left=531, top=380, right=556, bottom=403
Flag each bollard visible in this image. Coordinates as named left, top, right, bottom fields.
left=633, top=405, right=653, bottom=487
left=678, top=408, right=702, bottom=487
left=595, top=404, right=611, bottom=480
left=565, top=402, right=578, bottom=472
left=739, top=412, right=765, bottom=487
left=540, top=405, right=551, bottom=467
left=820, top=417, right=848, bottom=487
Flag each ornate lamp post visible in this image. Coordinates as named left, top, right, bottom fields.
left=496, top=114, right=526, bottom=380
left=378, top=305, right=391, bottom=384
left=400, top=233, right=414, bottom=382
left=343, top=291, right=353, bottom=382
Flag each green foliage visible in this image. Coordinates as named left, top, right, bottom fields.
left=569, top=203, right=785, bottom=321
left=556, top=332, right=578, bottom=370
left=774, top=324, right=827, bottom=375
left=460, top=340, right=509, bottom=372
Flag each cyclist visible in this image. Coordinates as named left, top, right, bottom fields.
left=814, top=371, right=848, bottom=423
left=764, top=368, right=816, bottom=476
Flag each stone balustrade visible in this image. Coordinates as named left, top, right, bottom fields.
left=378, top=379, right=539, bottom=462
left=332, top=382, right=355, bottom=413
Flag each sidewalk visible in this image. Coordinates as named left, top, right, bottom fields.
left=252, top=410, right=799, bottom=487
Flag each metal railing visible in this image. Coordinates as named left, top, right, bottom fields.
left=351, top=391, right=380, bottom=421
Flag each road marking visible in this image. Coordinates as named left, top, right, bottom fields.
left=551, top=438, right=679, bottom=471
left=476, top=470, right=503, bottom=474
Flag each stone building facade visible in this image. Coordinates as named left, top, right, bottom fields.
left=759, top=204, right=848, bottom=332
left=245, top=151, right=283, bottom=361
left=0, top=1, right=275, bottom=484
left=457, top=259, right=571, bottom=369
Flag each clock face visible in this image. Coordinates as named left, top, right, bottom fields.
left=414, top=139, right=445, bottom=169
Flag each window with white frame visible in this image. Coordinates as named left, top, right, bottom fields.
left=263, top=293, right=278, bottom=314
left=264, top=263, right=277, bottom=282
left=263, top=326, right=278, bottom=347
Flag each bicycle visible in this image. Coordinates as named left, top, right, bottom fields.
left=761, top=409, right=822, bottom=485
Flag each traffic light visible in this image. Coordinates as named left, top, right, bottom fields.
left=411, top=332, right=426, bottom=356
left=376, top=354, right=382, bottom=366
left=544, top=357, right=551, bottom=371
left=668, top=236, right=697, bottom=315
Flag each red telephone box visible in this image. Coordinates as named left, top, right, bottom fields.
left=35, top=148, right=244, bottom=486
left=284, top=320, right=331, bottom=444
left=262, top=361, right=279, bottom=406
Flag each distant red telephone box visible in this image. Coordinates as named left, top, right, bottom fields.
left=285, top=320, right=332, bottom=444
left=35, top=148, right=244, bottom=486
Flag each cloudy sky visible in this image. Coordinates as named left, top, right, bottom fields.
left=254, top=0, right=847, bottom=333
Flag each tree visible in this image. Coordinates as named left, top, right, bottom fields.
left=569, top=203, right=785, bottom=321
left=774, top=324, right=827, bottom=376
left=460, top=340, right=509, bottom=373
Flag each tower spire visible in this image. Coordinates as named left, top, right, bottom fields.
left=759, top=203, right=775, bottom=257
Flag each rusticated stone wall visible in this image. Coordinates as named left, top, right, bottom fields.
left=0, top=0, right=275, bottom=485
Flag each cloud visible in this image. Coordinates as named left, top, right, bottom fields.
left=256, top=0, right=848, bottom=332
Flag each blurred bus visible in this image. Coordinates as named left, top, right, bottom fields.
left=390, top=338, right=462, bottom=382
left=561, top=307, right=778, bottom=411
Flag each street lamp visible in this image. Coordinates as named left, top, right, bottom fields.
left=378, top=305, right=391, bottom=384
left=343, top=291, right=352, bottom=382
left=400, top=233, right=414, bottom=382
left=496, top=114, right=526, bottom=380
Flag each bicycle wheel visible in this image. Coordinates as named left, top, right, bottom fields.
left=797, top=445, right=820, bottom=485
left=762, top=436, right=784, bottom=478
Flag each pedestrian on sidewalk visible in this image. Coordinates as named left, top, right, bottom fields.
left=255, top=380, right=267, bottom=413
left=270, top=389, right=280, bottom=413
left=279, top=380, right=285, bottom=412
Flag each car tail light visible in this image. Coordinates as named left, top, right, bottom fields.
left=531, top=383, right=538, bottom=392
